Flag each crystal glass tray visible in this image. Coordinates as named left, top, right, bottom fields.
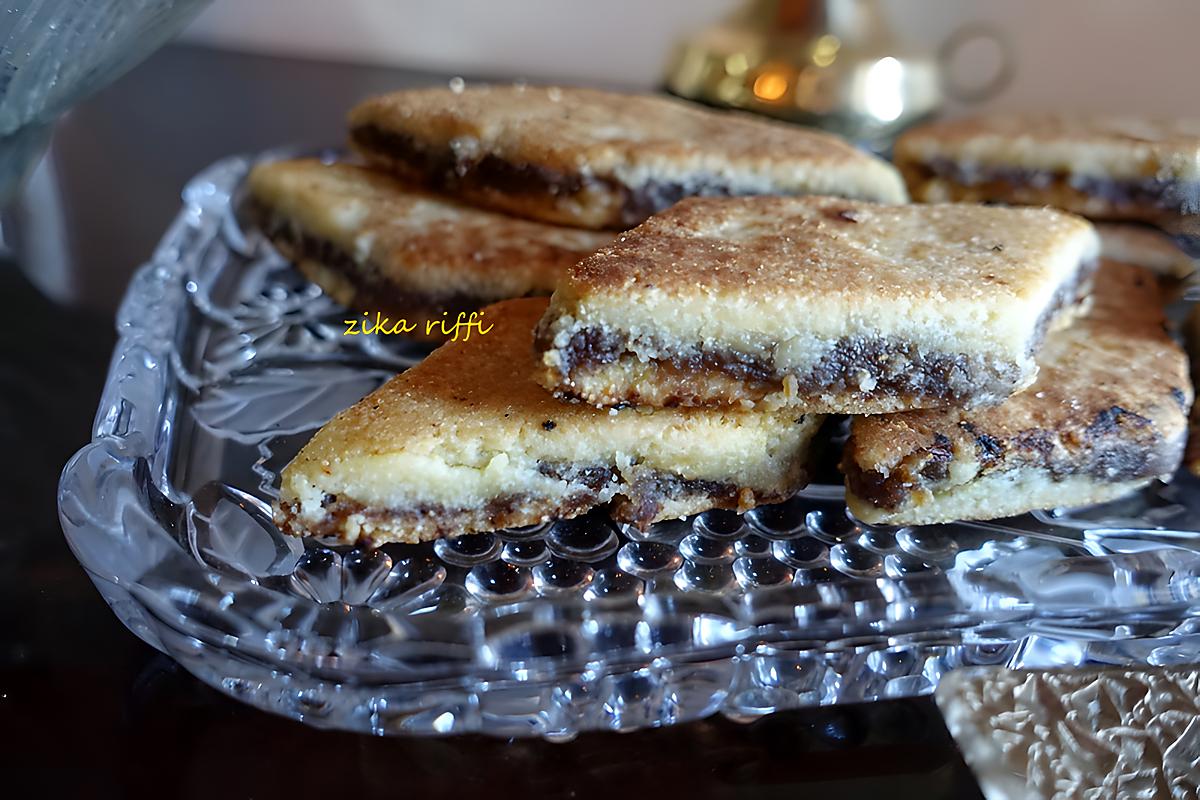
left=60, top=153, right=1200, bottom=738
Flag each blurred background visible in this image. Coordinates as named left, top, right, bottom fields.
left=180, top=0, right=1200, bottom=113
left=10, top=0, right=1200, bottom=312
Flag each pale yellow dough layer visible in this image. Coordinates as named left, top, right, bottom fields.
left=1095, top=223, right=1196, bottom=280
left=846, top=470, right=1153, bottom=527
left=895, top=114, right=1200, bottom=181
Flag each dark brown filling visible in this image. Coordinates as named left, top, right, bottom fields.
left=278, top=461, right=761, bottom=545
left=612, top=472, right=750, bottom=528
left=352, top=123, right=593, bottom=199
left=913, top=158, right=1200, bottom=255
left=352, top=124, right=755, bottom=228
left=540, top=324, right=780, bottom=385
left=545, top=328, right=1004, bottom=404
left=253, top=203, right=493, bottom=319
left=536, top=462, right=617, bottom=490
left=1027, top=255, right=1098, bottom=352
left=843, top=410, right=1185, bottom=512
left=843, top=459, right=910, bottom=511
left=918, top=158, right=1200, bottom=216
left=541, top=259, right=1092, bottom=405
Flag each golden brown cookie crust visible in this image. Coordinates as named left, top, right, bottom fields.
left=895, top=114, right=1200, bottom=240
left=843, top=261, right=1192, bottom=525
left=247, top=159, right=612, bottom=339
left=349, top=85, right=907, bottom=229
left=275, top=297, right=823, bottom=545
left=896, top=114, right=1200, bottom=180
left=535, top=195, right=1099, bottom=413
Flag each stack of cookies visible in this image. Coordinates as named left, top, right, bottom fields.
left=894, top=114, right=1200, bottom=484
left=247, top=85, right=904, bottom=340
left=894, top=115, right=1200, bottom=272
left=534, top=196, right=1190, bottom=528
left=265, top=87, right=1195, bottom=548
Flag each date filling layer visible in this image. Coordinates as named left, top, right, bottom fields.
left=256, top=205, right=494, bottom=316
left=913, top=158, right=1200, bottom=215
left=842, top=412, right=1184, bottom=512
left=275, top=461, right=793, bottom=545
left=541, top=258, right=1095, bottom=407
left=352, top=123, right=765, bottom=229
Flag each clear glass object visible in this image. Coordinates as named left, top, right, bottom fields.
left=0, top=0, right=209, bottom=203
left=59, top=153, right=1200, bottom=737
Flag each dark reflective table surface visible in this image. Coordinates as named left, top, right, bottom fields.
left=0, top=43, right=983, bottom=799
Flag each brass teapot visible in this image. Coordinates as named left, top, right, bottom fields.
left=665, top=0, right=1012, bottom=150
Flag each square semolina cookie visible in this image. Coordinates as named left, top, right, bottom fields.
left=247, top=158, right=612, bottom=339
left=843, top=261, right=1191, bottom=526
left=275, top=298, right=824, bottom=546
left=348, top=84, right=907, bottom=230
left=535, top=195, right=1099, bottom=414
left=895, top=114, right=1200, bottom=253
